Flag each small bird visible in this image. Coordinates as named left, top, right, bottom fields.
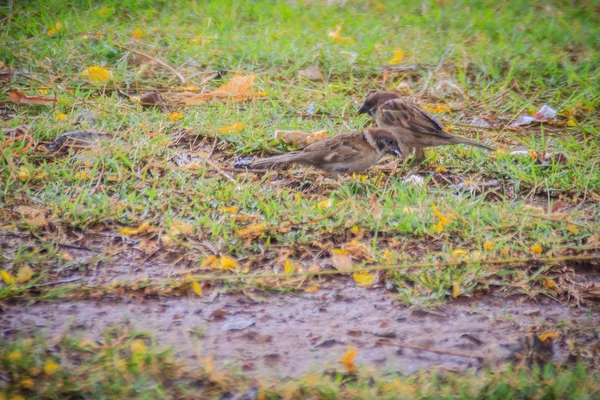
left=250, top=128, right=402, bottom=179
left=358, top=91, right=493, bottom=162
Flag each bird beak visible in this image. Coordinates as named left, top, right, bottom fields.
left=392, top=148, right=402, bottom=157
left=358, top=104, right=370, bottom=114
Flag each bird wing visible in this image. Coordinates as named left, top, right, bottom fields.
left=379, top=99, right=454, bottom=139
left=300, top=132, right=365, bottom=164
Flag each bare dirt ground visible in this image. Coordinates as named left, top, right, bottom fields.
left=3, top=277, right=599, bottom=378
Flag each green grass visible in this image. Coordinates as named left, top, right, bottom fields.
left=2, top=332, right=600, bottom=399
left=1, top=0, right=600, bottom=396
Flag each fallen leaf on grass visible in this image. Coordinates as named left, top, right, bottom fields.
left=81, top=66, right=112, bottom=82
left=530, top=244, right=543, bottom=256
left=387, top=50, right=404, bottom=65
left=192, top=281, right=203, bottom=297
left=274, top=129, right=327, bottom=145
left=139, top=91, right=165, bottom=109
left=284, top=259, right=295, bottom=274
left=133, top=28, right=143, bottom=38
left=182, top=74, right=256, bottom=104
left=542, top=279, right=556, bottom=290
left=200, top=255, right=218, bottom=268
left=44, top=359, right=60, bottom=375
left=298, top=66, right=324, bottom=81
left=15, top=205, right=48, bottom=227
left=120, top=222, right=153, bottom=236
left=331, top=248, right=353, bottom=272
left=237, top=222, right=268, bottom=239
left=370, top=195, right=383, bottom=221
left=328, top=25, right=355, bottom=43
left=168, top=112, right=184, bottom=121
left=17, top=266, right=34, bottom=283
left=483, top=241, right=494, bottom=251
left=452, top=282, right=461, bottom=298
left=169, top=220, right=194, bottom=236
left=423, top=104, right=451, bottom=113
left=341, top=348, right=357, bottom=373
left=431, top=204, right=453, bottom=233
left=219, top=256, right=238, bottom=270
left=0, top=67, right=13, bottom=82
left=353, top=271, right=375, bottom=287
left=9, top=91, right=56, bottom=106
left=1, top=270, right=16, bottom=284
left=537, top=331, right=559, bottom=342
left=218, top=123, right=246, bottom=133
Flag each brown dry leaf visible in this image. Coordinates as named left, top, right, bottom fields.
left=369, top=195, right=382, bottom=221
left=0, top=67, right=12, bottom=82
left=298, top=66, right=324, bottom=81
left=274, top=129, right=327, bottom=146
left=139, top=91, right=165, bottom=109
left=138, top=239, right=158, bottom=255
left=341, top=348, right=357, bottom=373
left=15, top=205, right=48, bottom=227
left=9, top=91, right=56, bottom=106
left=542, top=279, right=556, bottom=290
left=182, top=74, right=256, bottom=104
left=331, top=248, right=353, bottom=272
left=343, top=239, right=371, bottom=260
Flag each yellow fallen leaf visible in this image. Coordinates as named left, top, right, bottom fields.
left=432, top=204, right=452, bottom=233
left=192, top=281, right=203, bottom=297
left=304, top=284, right=319, bottom=293
left=44, top=359, right=60, bottom=375
left=221, top=206, right=240, bottom=214
left=218, top=123, right=246, bottom=133
left=483, top=241, right=494, bottom=251
left=1, top=270, right=16, bottom=284
left=452, top=282, right=461, bottom=298
left=133, top=29, right=143, bottom=38
left=47, top=29, right=56, bottom=37
left=18, top=167, right=30, bottom=182
left=7, top=350, right=21, bottom=361
left=284, top=258, right=295, bottom=274
left=168, top=113, right=183, bottom=121
left=200, top=255, right=217, bottom=268
left=387, top=50, right=404, bottom=65
left=542, top=279, right=556, bottom=290
left=219, top=256, right=238, bottom=270
left=237, top=221, right=267, bottom=238
left=21, top=377, right=34, bottom=389
left=452, top=249, right=468, bottom=257
left=530, top=244, right=543, bottom=255
left=328, top=25, right=355, bottom=43
left=341, top=348, right=357, bottom=373
left=169, top=220, right=194, bottom=236
left=130, top=340, right=147, bottom=354
left=538, top=331, right=559, bottom=342
left=353, top=271, right=375, bottom=287
left=423, top=104, right=451, bottom=113
left=182, top=74, right=256, bottom=104
left=317, top=199, right=332, bottom=209
left=81, top=66, right=112, bottom=82
left=435, top=166, right=448, bottom=173
left=119, top=222, right=152, bottom=236
left=566, top=224, right=580, bottom=233
left=17, top=266, right=34, bottom=283
left=332, top=248, right=353, bottom=272
left=160, top=235, right=174, bottom=246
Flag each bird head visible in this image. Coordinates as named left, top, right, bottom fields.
left=367, top=128, right=402, bottom=157
left=358, top=91, right=401, bottom=117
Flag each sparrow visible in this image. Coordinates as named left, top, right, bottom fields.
left=250, top=128, right=402, bottom=178
left=358, top=91, right=493, bottom=162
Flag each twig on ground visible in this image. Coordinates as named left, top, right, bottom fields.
left=115, top=44, right=185, bottom=84
left=376, top=338, right=483, bottom=360
left=34, top=277, right=82, bottom=287
left=204, top=158, right=238, bottom=186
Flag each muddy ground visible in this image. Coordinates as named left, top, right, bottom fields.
left=3, top=278, right=599, bottom=378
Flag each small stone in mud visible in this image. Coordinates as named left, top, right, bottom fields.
left=222, top=317, right=255, bottom=331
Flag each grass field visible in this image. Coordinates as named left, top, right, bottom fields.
left=1, top=0, right=599, bottom=398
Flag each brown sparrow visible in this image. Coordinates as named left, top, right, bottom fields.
left=250, top=128, right=402, bottom=178
left=359, top=91, right=493, bottom=162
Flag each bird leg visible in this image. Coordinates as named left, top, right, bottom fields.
left=412, top=147, right=426, bottom=163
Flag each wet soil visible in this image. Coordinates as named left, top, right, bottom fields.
left=2, top=280, right=598, bottom=378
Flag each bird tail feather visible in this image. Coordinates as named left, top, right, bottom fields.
left=453, top=137, right=493, bottom=151
left=250, top=152, right=302, bottom=169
